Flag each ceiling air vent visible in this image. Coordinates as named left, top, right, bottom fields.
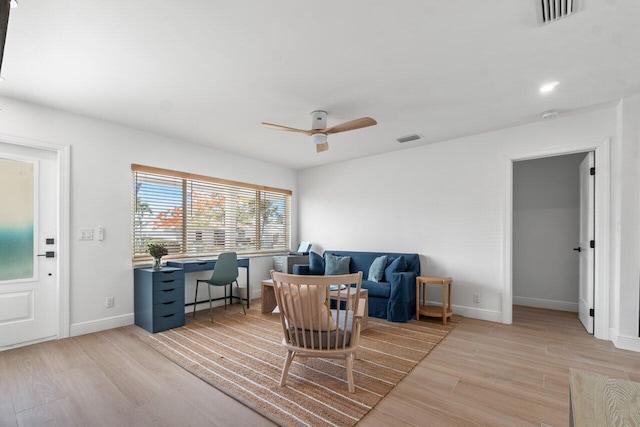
left=537, top=0, right=575, bottom=24
left=396, top=134, right=423, bottom=144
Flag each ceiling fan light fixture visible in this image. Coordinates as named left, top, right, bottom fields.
left=311, top=133, right=327, bottom=145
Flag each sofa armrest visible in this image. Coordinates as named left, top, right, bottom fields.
left=387, top=271, right=417, bottom=322
left=292, top=264, right=310, bottom=275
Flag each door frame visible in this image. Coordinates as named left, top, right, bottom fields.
left=502, top=138, right=610, bottom=340
left=0, top=133, right=70, bottom=341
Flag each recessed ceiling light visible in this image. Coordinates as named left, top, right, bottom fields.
left=539, top=81, right=560, bottom=94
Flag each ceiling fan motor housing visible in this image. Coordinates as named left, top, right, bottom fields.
left=310, top=110, right=327, bottom=130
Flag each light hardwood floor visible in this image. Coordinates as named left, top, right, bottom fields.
left=2, top=304, right=638, bottom=426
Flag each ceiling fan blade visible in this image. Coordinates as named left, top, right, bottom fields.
left=261, top=122, right=313, bottom=135
left=316, top=142, right=329, bottom=153
left=324, top=117, right=377, bottom=134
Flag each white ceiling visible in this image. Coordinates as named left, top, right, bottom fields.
left=1, top=1, right=639, bottom=170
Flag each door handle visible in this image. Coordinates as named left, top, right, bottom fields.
left=37, top=251, right=55, bottom=258
left=573, top=247, right=581, bottom=253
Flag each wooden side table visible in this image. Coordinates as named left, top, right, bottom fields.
left=261, top=279, right=277, bottom=314
left=416, top=276, right=453, bottom=325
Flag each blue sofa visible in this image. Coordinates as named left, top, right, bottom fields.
left=293, top=250, right=420, bottom=322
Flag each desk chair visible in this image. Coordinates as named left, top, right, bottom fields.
left=195, top=252, right=246, bottom=322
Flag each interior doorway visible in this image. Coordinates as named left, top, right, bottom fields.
left=502, top=138, right=610, bottom=340
left=512, top=152, right=593, bottom=332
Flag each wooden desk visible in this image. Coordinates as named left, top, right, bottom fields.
left=167, top=257, right=251, bottom=308
left=416, top=276, right=453, bottom=324
left=569, top=369, right=640, bottom=426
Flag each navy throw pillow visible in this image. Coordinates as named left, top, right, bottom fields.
left=384, top=255, right=407, bottom=282
left=308, top=251, right=325, bottom=275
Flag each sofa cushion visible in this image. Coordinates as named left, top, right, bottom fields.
left=325, top=253, right=351, bottom=275
left=367, top=255, right=387, bottom=282
left=384, top=255, right=407, bottom=281
left=361, top=279, right=391, bottom=298
left=308, top=251, right=325, bottom=275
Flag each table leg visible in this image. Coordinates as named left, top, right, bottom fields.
left=246, top=265, right=250, bottom=309
left=441, top=281, right=447, bottom=325
left=416, top=280, right=420, bottom=320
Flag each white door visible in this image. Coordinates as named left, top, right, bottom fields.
left=0, top=142, right=59, bottom=350
left=578, top=152, right=594, bottom=334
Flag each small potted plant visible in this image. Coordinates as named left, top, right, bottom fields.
left=148, top=243, right=168, bottom=270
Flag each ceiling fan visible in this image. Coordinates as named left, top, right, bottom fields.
left=261, top=110, right=377, bottom=153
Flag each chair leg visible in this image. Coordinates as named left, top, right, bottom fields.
left=235, top=280, right=246, bottom=315
left=207, top=283, right=214, bottom=323
left=223, top=284, right=227, bottom=310
left=193, top=281, right=199, bottom=318
left=346, top=353, right=355, bottom=393
left=280, top=350, right=295, bottom=387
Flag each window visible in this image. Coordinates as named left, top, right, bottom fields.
left=132, top=164, right=291, bottom=261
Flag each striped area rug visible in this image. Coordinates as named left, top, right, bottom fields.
left=142, top=308, right=458, bottom=427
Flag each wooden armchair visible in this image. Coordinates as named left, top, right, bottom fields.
left=270, top=271, right=365, bottom=393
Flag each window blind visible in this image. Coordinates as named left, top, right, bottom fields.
left=132, top=165, right=291, bottom=261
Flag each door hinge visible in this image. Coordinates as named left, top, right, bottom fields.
left=590, top=240, right=595, bottom=249
left=590, top=167, right=595, bottom=176
left=589, top=308, right=594, bottom=317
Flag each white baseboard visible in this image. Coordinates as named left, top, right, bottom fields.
left=71, top=290, right=262, bottom=337
left=422, top=300, right=502, bottom=323
left=70, top=313, right=134, bottom=337
left=512, top=296, right=578, bottom=312
left=449, top=304, right=502, bottom=323
left=611, top=331, right=640, bottom=353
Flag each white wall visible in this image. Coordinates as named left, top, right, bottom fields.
left=298, top=106, right=626, bottom=327
left=0, top=96, right=298, bottom=335
left=613, top=96, right=640, bottom=347
left=512, top=153, right=586, bottom=312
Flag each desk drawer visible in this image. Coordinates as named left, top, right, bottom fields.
left=153, top=269, right=184, bottom=284
left=153, top=311, right=184, bottom=333
left=154, top=277, right=184, bottom=292
left=154, top=298, right=184, bottom=317
left=183, top=261, right=216, bottom=272
left=154, top=286, right=183, bottom=304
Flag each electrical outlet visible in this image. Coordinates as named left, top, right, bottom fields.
left=473, top=293, right=481, bottom=303
left=105, top=296, right=114, bottom=308
left=79, top=228, right=93, bottom=240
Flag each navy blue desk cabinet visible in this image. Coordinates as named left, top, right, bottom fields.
left=134, top=267, right=185, bottom=333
